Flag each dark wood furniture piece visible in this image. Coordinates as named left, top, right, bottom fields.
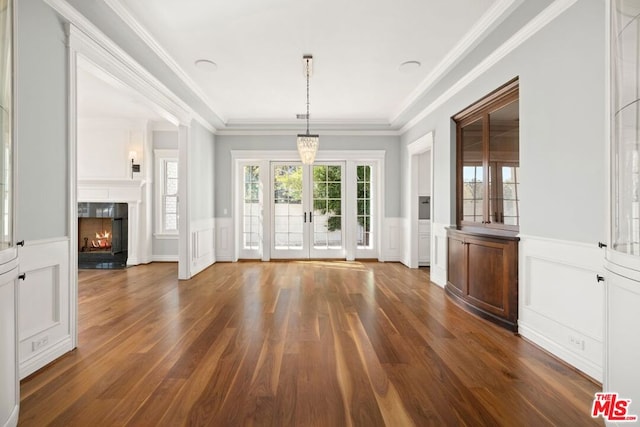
left=446, top=228, right=519, bottom=331
left=446, top=78, right=520, bottom=331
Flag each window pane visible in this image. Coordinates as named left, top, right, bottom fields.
left=165, top=195, right=177, bottom=214
left=165, top=214, right=177, bottom=231
left=461, top=118, right=484, bottom=223
left=166, top=160, right=178, bottom=179
left=489, top=100, right=519, bottom=225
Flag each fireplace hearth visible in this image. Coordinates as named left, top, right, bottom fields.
left=78, top=202, right=128, bottom=268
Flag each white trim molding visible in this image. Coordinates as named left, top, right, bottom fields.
left=430, top=222, right=450, bottom=287
left=391, top=0, right=522, bottom=123
left=103, top=0, right=226, bottom=127
left=518, top=234, right=604, bottom=381
left=399, top=0, right=580, bottom=133
left=190, top=218, right=216, bottom=276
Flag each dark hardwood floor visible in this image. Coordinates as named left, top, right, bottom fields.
left=18, top=261, right=602, bottom=426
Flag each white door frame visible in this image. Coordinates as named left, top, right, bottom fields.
left=231, top=150, right=385, bottom=261
left=406, top=132, right=434, bottom=269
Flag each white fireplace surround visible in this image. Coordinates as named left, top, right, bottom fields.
left=77, top=179, right=147, bottom=265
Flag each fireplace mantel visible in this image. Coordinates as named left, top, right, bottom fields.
left=78, top=179, right=146, bottom=203
left=78, top=179, right=148, bottom=266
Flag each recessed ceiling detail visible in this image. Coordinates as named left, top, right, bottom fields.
left=399, top=61, right=422, bottom=73
left=194, top=59, right=218, bottom=73
left=104, top=0, right=519, bottom=130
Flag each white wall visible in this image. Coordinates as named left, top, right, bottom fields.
left=15, top=0, right=75, bottom=378
left=78, top=117, right=147, bottom=180
left=186, top=121, right=216, bottom=276
left=400, top=0, right=607, bottom=380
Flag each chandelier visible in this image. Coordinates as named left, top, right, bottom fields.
left=297, top=55, right=319, bottom=164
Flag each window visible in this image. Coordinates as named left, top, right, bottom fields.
left=155, top=149, right=178, bottom=236
left=357, top=165, right=372, bottom=249
left=454, top=78, right=519, bottom=232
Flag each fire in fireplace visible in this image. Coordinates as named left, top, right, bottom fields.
left=78, top=203, right=128, bottom=269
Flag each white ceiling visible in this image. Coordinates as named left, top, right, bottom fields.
left=104, top=0, right=501, bottom=129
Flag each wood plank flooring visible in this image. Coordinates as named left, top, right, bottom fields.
left=18, top=261, right=602, bottom=426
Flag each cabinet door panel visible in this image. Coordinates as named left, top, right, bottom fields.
left=447, top=236, right=466, bottom=294
left=467, top=241, right=505, bottom=315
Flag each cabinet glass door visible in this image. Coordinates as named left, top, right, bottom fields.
left=0, top=0, right=12, bottom=252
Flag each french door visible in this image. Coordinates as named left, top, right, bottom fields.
left=271, top=161, right=345, bottom=259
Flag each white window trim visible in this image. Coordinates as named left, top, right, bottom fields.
left=154, top=149, right=179, bottom=238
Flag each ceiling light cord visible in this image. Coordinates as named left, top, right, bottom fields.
left=305, top=58, right=310, bottom=135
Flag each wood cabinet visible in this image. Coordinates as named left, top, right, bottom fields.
left=446, top=228, right=518, bottom=331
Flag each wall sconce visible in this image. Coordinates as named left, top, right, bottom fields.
left=129, top=150, right=140, bottom=179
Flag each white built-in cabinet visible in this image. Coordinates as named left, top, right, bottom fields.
left=0, top=0, right=19, bottom=425
left=0, top=260, right=19, bottom=427
left=606, top=0, right=640, bottom=421
left=418, top=220, right=431, bottom=266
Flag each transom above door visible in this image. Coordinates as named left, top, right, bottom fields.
left=271, top=162, right=345, bottom=259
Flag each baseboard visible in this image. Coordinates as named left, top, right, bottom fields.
left=20, top=336, right=74, bottom=379
left=151, top=255, right=178, bottom=262
left=519, top=321, right=602, bottom=381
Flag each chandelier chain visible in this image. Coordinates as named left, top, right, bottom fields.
left=306, top=58, right=310, bottom=135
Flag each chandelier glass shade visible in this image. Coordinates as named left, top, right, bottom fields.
left=296, top=134, right=319, bottom=165
left=297, top=55, right=318, bottom=164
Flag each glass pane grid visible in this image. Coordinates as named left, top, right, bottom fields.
left=313, top=165, right=342, bottom=250
left=357, top=165, right=372, bottom=249
left=243, top=165, right=262, bottom=250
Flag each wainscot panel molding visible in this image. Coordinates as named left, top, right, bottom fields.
left=382, top=217, right=404, bottom=263
left=518, top=234, right=604, bottom=380
left=78, top=179, right=147, bottom=266
left=18, top=238, right=73, bottom=379
left=430, top=222, right=450, bottom=288
left=190, top=218, right=216, bottom=276
left=215, top=218, right=235, bottom=262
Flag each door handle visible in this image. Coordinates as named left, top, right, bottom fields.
left=304, top=212, right=307, bottom=223
left=309, top=211, right=313, bottom=223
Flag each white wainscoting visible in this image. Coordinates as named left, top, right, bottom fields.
left=190, top=218, right=216, bottom=276
left=429, top=222, right=449, bottom=288
left=18, top=238, right=73, bottom=379
left=152, top=254, right=178, bottom=262
left=215, top=218, right=235, bottom=262
left=518, top=235, right=604, bottom=381
left=381, top=217, right=404, bottom=263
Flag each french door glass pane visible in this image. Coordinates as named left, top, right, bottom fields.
left=243, top=165, right=261, bottom=250
left=313, top=165, right=342, bottom=249
left=357, top=165, right=372, bottom=248
left=273, top=165, right=303, bottom=249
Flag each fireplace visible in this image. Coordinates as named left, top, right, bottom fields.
left=78, top=202, right=128, bottom=268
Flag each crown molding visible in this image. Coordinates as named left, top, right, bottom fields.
left=390, top=0, right=522, bottom=126
left=103, top=0, right=226, bottom=126
left=400, top=0, right=579, bottom=135
left=42, top=0, right=217, bottom=134
left=219, top=118, right=401, bottom=136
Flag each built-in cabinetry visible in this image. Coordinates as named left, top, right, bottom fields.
left=605, top=0, right=640, bottom=413
left=446, top=228, right=518, bottom=331
left=0, top=0, right=19, bottom=425
left=446, top=78, right=520, bottom=331
left=418, top=220, right=430, bottom=266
